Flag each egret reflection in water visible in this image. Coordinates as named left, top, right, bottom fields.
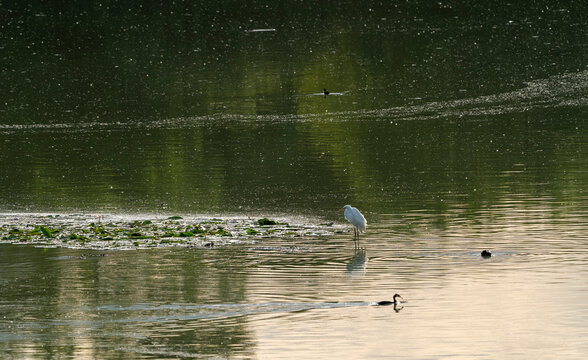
left=347, top=249, right=368, bottom=277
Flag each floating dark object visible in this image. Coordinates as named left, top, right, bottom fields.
left=481, top=250, right=492, bottom=258
left=204, top=242, right=214, bottom=248
left=323, top=88, right=330, bottom=96
left=376, top=294, right=403, bottom=306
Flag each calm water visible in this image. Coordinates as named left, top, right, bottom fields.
left=1, top=1, right=588, bottom=358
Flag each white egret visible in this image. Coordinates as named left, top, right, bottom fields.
left=339, top=205, right=367, bottom=246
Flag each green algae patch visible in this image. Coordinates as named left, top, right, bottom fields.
left=215, top=228, right=232, bottom=237
left=257, top=218, right=277, bottom=226
left=40, top=226, right=53, bottom=238
left=0, top=213, right=340, bottom=250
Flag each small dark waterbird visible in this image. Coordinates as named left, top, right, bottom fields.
left=323, top=88, right=330, bottom=96
left=376, top=294, right=404, bottom=306
left=481, top=250, right=492, bottom=258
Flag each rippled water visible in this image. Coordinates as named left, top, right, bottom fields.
left=2, top=0, right=588, bottom=358
left=2, top=225, right=588, bottom=359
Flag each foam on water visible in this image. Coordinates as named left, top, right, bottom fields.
left=355, top=70, right=588, bottom=120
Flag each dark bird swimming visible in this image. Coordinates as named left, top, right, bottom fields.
left=376, top=294, right=403, bottom=306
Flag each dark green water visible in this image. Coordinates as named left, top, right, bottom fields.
left=1, top=1, right=588, bottom=358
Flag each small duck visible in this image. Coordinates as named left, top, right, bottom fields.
left=481, top=250, right=492, bottom=258
left=376, top=294, right=403, bottom=306
left=323, top=88, right=330, bottom=96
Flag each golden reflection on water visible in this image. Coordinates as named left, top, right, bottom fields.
left=1, top=214, right=588, bottom=359
left=251, top=250, right=588, bottom=360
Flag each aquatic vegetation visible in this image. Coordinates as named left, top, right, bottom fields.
left=214, top=228, right=232, bottom=237
left=257, top=218, right=277, bottom=226
left=0, top=214, right=342, bottom=250
left=40, top=226, right=52, bottom=238
left=190, top=225, right=206, bottom=234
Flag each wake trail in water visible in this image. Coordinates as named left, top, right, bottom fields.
left=87, top=301, right=395, bottom=325
left=1, top=70, right=586, bottom=132
left=361, top=70, right=588, bottom=121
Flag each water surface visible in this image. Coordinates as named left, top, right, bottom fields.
left=1, top=1, right=588, bottom=358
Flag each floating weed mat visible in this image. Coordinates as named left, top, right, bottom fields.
left=0, top=213, right=340, bottom=250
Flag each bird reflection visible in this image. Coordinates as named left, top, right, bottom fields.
left=346, top=248, right=368, bottom=277
left=376, top=294, right=404, bottom=312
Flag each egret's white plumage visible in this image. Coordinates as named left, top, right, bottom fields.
left=339, top=205, right=367, bottom=240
